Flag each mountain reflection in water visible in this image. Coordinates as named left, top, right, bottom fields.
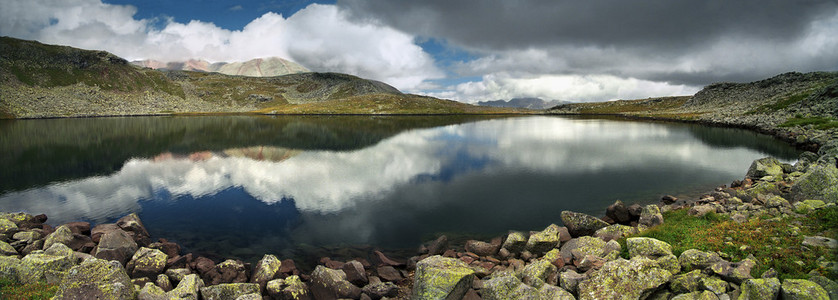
left=0, top=116, right=799, bottom=263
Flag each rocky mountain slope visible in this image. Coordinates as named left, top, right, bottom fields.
left=132, top=57, right=309, bottom=77
left=550, top=72, right=838, bottom=149
left=0, top=37, right=509, bottom=118
left=478, top=97, right=570, bottom=109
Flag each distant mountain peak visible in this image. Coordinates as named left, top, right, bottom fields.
left=132, top=57, right=309, bottom=77
left=477, top=97, right=571, bottom=109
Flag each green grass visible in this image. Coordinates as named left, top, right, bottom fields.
left=620, top=207, right=837, bottom=280
left=779, top=116, right=838, bottom=130
left=0, top=278, right=57, bottom=300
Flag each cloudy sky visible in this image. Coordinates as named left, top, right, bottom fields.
left=1, top=0, right=837, bottom=103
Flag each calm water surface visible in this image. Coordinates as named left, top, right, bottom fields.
left=0, top=115, right=799, bottom=265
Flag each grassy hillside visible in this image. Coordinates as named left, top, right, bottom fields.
left=0, top=37, right=512, bottom=118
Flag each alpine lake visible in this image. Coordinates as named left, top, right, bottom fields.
left=0, top=115, right=801, bottom=270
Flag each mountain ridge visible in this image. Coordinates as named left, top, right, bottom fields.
left=132, top=57, right=310, bottom=77
left=478, top=97, right=570, bottom=109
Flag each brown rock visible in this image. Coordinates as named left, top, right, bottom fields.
left=64, top=222, right=91, bottom=235
left=606, top=200, right=633, bottom=224
left=116, top=213, right=151, bottom=246
left=94, top=229, right=138, bottom=266
left=213, top=259, right=248, bottom=285
left=374, top=251, right=405, bottom=267
left=465, top=240, right=500, bottom=257
left=279, top=259, right=298, bottom=275
left=427, top=235, right=449, bottom=255
left=662, top=195, right=678, bottom=204
left=342, top=260, right=368, bottom=286
left=376, top=266, right=403, bottom=282
left=149, top=241, right=181, bottom=258
left=90, top=223, right=120, bottom=243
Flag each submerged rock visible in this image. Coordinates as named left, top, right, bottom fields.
left=412, top=255, right=474, bottom=300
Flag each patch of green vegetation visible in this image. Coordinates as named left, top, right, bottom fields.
left=779, top=116, right=838, bottom=130
left=621, top=208, right=836, bottom=280
left=0, top=278, right=57, bottom=300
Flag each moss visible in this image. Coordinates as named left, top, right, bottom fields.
left=780, top=117, right=838, bottom=130
left=0, top=277, right=57, bottom=300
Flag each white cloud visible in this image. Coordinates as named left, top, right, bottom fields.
left=425, top=73, right=699, bottom=103
left=0, top=0, right=442, bottom=90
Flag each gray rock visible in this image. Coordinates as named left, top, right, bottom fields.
left=538, top=284, right=575, bottom=299
left=627, top=237, right=673, bottom=259
left=166, top=268, right=191, bottom=284
left=465, top=239, right=500, bottom=257
left=808, top=275, right=837, bottom=300
left=577, top=257, right=673, bottom=300
left=43, top=225, right=73, bottom=250
left=595, top=224, right=638, bottom=242
left=670, top=270, right=707, bottom=294
left=679, top=249, right=723, bottom=272
left=521, top=259, right=557, bottom=289
left=412, top=255, right=474, bottom=300
left=561, top=211, right=609, bottom=237
left=803, top=236, right=838, bottom=249
left=672, top=291, right=720, bottom=300
left=559, top=269, right=586, bottom=295
left=343, top=259, right=368, bottom=286
left=560, top=236, right=606, bottom=260
left=0, top=240, right=18, bottom=256
left=747, top=157, right=785, bottom=179
left=52, top=258, right=134, bottom=300
left=310, top=265, right=361, bottom=300
left=781, top=279, right=830, bottom=300
left=200, top=283, right=260, bottom=300
left=427, top=235, right=449, bottom=255
left=156, top=274, right=173, bottom=292
left=639, top=204, right=664, bottom=228
left=18, top=252, right=73, bottom=284
left=792, top=163, right=838, bottom=203
left=94, top=229, right=138, bottom=266
left=266, top=275, right=311, bottom=300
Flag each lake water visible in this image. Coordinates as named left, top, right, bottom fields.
left=0, top=115, right=799, bottom=267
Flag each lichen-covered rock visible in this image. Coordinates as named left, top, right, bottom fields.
left=639, top=205, right=664, bottom=228
left=166, top=268, right=191, bottom=284
left=765, top=196, right=791, bottom=208
left=701, top=276, right=728, bottom=295
left=0, top=218, right=18, bottom=235
left=627, top=237, right=672, bottom=259
left=747, top=157, right=784, bottom=179
left=521, top=259, right=557, bottom=289
left=94, top=229, right=138, bottom=266
left=18, top=252, right=73, bottom=284
left=561, top=211, right=609, bottom=237
left=559, top=269, right=586, bottom=295
left=0, top=240, right=17, bottom=256
left=213, top=259, right=248, bottom=284
left=12, top=230, right=41, bottom=243
left=251, top=254, right=281, bottom=293
left=656, top=254, right=681, bottom=275
left=266, top=275, right=310, bottom=300
left=679, top=249, right=723, bottom=272
left=670, top=270, right=707, bottom=294
left=792, top=164, right=838, bottom=203
left=482, top=273, right=540, bottom=300
left=526, top=224, right=561, bottom=254
left=138, top=282, right=167, bottom=300
left=739, top=278, right=780, bottom=300
left=672, top=290, right=719, bottom=300
left=43, top=225, right=73, bottom=250
left=502, top=231, right=528, bottom=254
left=560, top=236, right=606, bottom=260
left=126, top=247, right=167, bottom=279
left=795, top=200, right=827, bottom=213
left=0, top=256, right=21, bottom=282
left=577, top=257, right=673, bottom=300
left=156, top=274, right=173, bottom=292
left=167, top=274, right=205, bottom=300
left=116, top=213, right=151, bottom=244
left=781, top=279, right=830, bottom=300
left=310, top=265, right=361, bottom=300
left=711, top=258, right=755, bottom=284
left=412, top=255, right=474, bottom=300
left=538, top=284, right=575, bottom=299
left=807, top=275, right=837, bottom=300
left=689, top=205, right=717, bottom=217
left=52, top=258, right=134, bottom=300
left=595, top=224, right=638, bottom=241
left=200, top=283, right=259, bottom=300
left=748, top=181, right=781, bottom=198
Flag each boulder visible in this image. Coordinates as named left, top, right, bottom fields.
left=627, top=237, right=673, bottom=259
left=64, top=221, right=91, bottom=235
left=606, top=200, right=633, bottom=224
left=670, top=270, right=706, bottom=294
left=251, top=254, right=282, bottom=293
left=679, top=249, right=722, bottom=272
left=700, top=276, right=728, bottom=295
left=639, top=205, right=664, bottom=228
left=167, top=274, right=205, bottom=300
left=200, top=283, right=260, bottom=300
left=266, top=275, right=310, bottom=300
left=213, top=259, right=248, bottom=285
left=0, top=240, right=17, bottom=256
left=807, top=276, right=837, bottom=300
left=739, top=278, right=780, bottom=300
left=165, top=268, right=191, bottom=284
left=12, top=230, right=41, bottom=243
left=538, top=284, right=575, bottom=299
left=117, top=213, right=151, bottom=245
left=465, top=240, right=500, bottom=257
left=0, top=218, right=17, bottom=235
left=43, top=225, right=74, bottom=250
left=526, top=224, right=561, bottom=254
left=90, top=223, right=120, bottom=243
left=362, top=282, right=399, bottom=300
left=560, top=236, right=606, bottom=260
left=0, top=256, right=21, bottom=282
left=747, top=157, right=785, bottom=179
left=710, top=258, right=755, bottom=284
left=793, top=163, right=838, bottom=202
left=138, top=282, right=167, bottom=300
left=377, top=265, right=403, bottom=282
left=561, top=211, right=609, bottom=237
left=149, top=241, right=181, bottom=258
left=126, top=247, right=167, bottom=279
left=671, top=291, right=719, bottom=300
left=412, top=255, right=474, bottom=300
left=427, top=235, right=449, bottom=255
left=310, top=265, right=361, bottom=299
left=94, top=229, right=138, bottom=266
left=502, top=231, right=528, bottom=254
left=781, top=279, right=830, bottom=300
left=18, top=252, right=73, bottom=284
left=595, top=224, right=638, bottom=241
left=748, top=181, right=782, bottom=198
left=688, top=205, right=717, bottom=217
left=52, top=258, right=134, bottom=300
left=156, top=274, right=173, bottom=292
left=765, top=196, right=791, bottom=208
left=559, top=269, right=586, bottom=295
left=482, top=273, right=540, bottom=300
left=577, top=257, right=673, bottom=300
left=521, top=259, right=558, bottom=288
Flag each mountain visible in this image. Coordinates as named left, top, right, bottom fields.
left=132, top=57, right=309, bottom=77
left=0, top=37, right=514, bottom=118
left=478, top=97, right=570, bottom=109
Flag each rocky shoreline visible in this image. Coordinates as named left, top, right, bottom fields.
left=1, top=141, right=836, bottom=299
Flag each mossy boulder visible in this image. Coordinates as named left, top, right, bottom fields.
left=561, top=211, right=609, bottom=237
left=792, top=164, right=838, bottom=203
left=627, top=237, right=672, bottom=259
left=482, top=273, right=540, bottom=300
left=521, top=259, right=557, bottom=289
left=679, top=249, right=723, bottom=272
left=412, top=255, right=474, bottom=300
left=126, top=247, right=167, bottom=278
left=670, top=270, right=706, bottom=294
left=266, top=275, right=310, bottom=300
left=18, top=252, right=73, bottom=284
left=807, top=276, right=837, bottom=300
left=12, top=230, right=41, bottom=243
left=560, top=236, right=606, bottom=261
left=167, top=274, right=205, bottom=300
left=0, top=218, right=18, bottom=235
left=502, top=231, right=528, bottom=254
left=656, top=254, right=682, bottom=275
left=595, top=224, right=638, bottom=241
left=200, top=283, right=260, bottom=300
left=251, top=254, right=281, bottom=293
left=739, top=278, right=780, bottom=300
left=310, top=265, right=361, bottom=300
left=0, top=256, right=21, bottom=282
left=765, top=195, right=791, bottom=208
left=794, top=199, right=827, bottom=213
left=747, top=157, right=785, bottom=179
left=781, top=279, right=830, bottom=300
left=526, top=224, right=561, bottom=254
left=700, top=276, right=728, bottom=295
left=538, top=284, right=575, bottom=299
left=672, top=290, right=719, bottom=300
left=577, top=257, right=673, bottom=300
left=52, top=258, right=134, bottom=300
left=0, top=240, right=18, bottom=256
left=0, top=212, right=34, bottom=225
left=747, top=181, right=781, bottom=198
left=43, top=225, right=73, bottom=250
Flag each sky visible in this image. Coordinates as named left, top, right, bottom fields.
left=1, top=0, right=837, bottom=103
